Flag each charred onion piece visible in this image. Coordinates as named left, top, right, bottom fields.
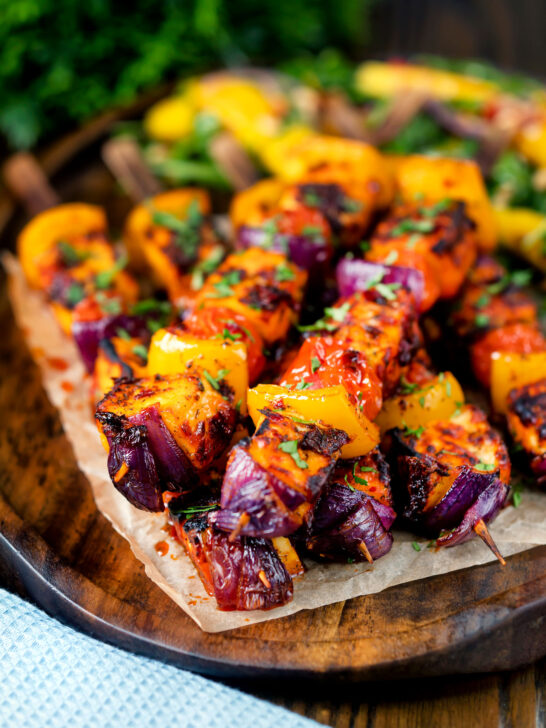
left=211, top=411, right=349, bottom=538
left=307, top=449, right=396, bottom=563
left=167, top=491, right=294, bottom=611
left=95, top=374, right=237, bottom=511
left=388, top=404, right=511, bottom=561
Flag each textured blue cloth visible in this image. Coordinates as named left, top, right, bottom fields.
left=0, top=588, right=320, bottom=728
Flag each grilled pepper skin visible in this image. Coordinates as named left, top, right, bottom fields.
left=507, top=379, right=546, bottom=484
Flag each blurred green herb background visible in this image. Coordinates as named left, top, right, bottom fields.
left=0, top=0, right=373, bottom=150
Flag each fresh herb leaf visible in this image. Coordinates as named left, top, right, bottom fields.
left=344, top=474, right=356, bottom=491
left=375, top=281, right=401, bottom=301
left=400, top=376, right=420, bottom=394
left=95, top=255, right=128, bottom=290
left=131, top=299, right=172, bottom=317
left=475, top=313, right=490, bottom=328
left=116, top=327, right=132, bottom=341
left=390, top=218, right=435, bottom=236
left=475, top=293, right=491, bottom=309
left=296, top=378, right=311, bottom=390
left=278, top=440, right=308, bottom=469
left=65, top=282, right=85, bottom=307
left=402, top=422, right=425, bottom=438
left=311, top=356, right=321, bottom=373
left=275, top=263, right=295, bottom=282
left=384, top=250, right=398, bottom=265
left=203, top=368, right=230, bottom=390
left=475, top=461, right=496, bottom=472
left=220, top=328, right=242, bottom=342
left=58, top=240, right=90, bottom=266
left=359, top=240, right=371, bottom=253
left=412, top=541, right=422, bottom=552
left=132, top=344, right=148, bottom=362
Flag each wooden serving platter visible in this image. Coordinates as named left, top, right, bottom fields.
left=0, top=103, right=545, bottom=681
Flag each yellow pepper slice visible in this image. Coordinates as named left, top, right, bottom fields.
left=148, top=329, right=248, bottom=414
left=490, top=351, right=546, bottom=413
left=375, top=372, right=464, bottom=434
left=394, top=155, right=497, bottom=251
left=247, top=384, right=379, bottom=458
left=494, top=206, right=546, bottom=272
left=515, top=119, right=546, bottom=168
left=17, top=203, right=107, bottom=289
left=354, top=61, right=498, bottom=103
left=144, top=95, right=196, bottom=143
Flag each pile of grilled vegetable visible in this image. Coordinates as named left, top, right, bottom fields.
left=17, top=62, right=545, bottom=612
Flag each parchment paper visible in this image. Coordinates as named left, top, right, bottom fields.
left=4, top=252, right=546, bottom=633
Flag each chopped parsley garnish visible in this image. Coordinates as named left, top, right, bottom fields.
left=270, top=408, right=314, bottom=425
left=475, top=293, right=491, bottom=309
left=359, top=240, right=371, bottom=253
left=58, top=240, right=90, bottom=266
left=418, top=396, right=426, bottom=407
left=132, top=344, right=148, bottom=362
left=178, top=503, right=219, bottom=519
left=190, top=246, right=225, bottom=290
left=225, top=319, right=254, bottom=342
left=296, top=379, right=311, bottom=390
left=210, top=270, right=242, bottom=298
left=95, top=255, right=128, bottom=290
left=344, top=474, right=356, bottom=491
left=400, top=376, right=420, bottom=394
left=278, top=440, right=308, bottom=469
left=375, top=281, right=401, bottom=301
left=96, top=292, right=122, bottom=315
left=390, top=218, right=435, bottom=237
left=150, top=199, right=203, bottom=259
left=298, top=301, right=351, bottom=333
left=65, top=282, right=85, bottom=307
left=275, top=263, right=295, bottom=282
left=203, top=368, right=230, bottom=390
left=402, top=422, right=425, bottom=438
left=220, top=328, right=242, bottom=342
left=412, top=541, right=422, bottom=552
left=301, top=225, right=323, bottom=238
left=131, top=299, right=172, bottom=317
left=406, top=233, right=421, bottom=249
left=116, top=327, right=132, bottom=341
left=352, top=462, right=375, bottom=486
left=343, top=197, right=363, bottom=213
left=445, top=378, right=452, bottom=397
left=475, top=461, right=496, bottom=472
left=384, top=250, right=399, bottom=265
left=311, top=356, right=321, bottom=373
left=420, top=198, right=451, bottom=217
left=486, top=269, right=532, bottom=295
left=474, top=313, right=490, bottom=328
left=302, top=190, right=320, bottom=207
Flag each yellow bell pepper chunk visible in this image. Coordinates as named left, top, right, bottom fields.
left=375, top=372, right=464, bottom=435
left=144, top=95, right=196, bottom=143
left=194, top=77, right=283, bottom=151
left=394, top=155, right=497, bottom=251
left=354, top=61, right=498, bottom=103
left=17, top=203, right=107, bottom=289
left=247, top=384, right=379, bottom=458
left=258, top=125, right=315, bottom=177
left=515, top=119, right=546, bottom=168
left=148, top=329, right=248, bottom=414
left=494, top=206, right=546, bottom=272
left=490, top=351, right=546, bottom=414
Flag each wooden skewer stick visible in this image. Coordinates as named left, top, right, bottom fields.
left=102, top=137, right=163, bottom=203
left=228, top=512, right=250, bottom=542
left=3, top=152, right=60, bottom=216
left=473, top=518, right=506, bottom=566
left=357, top=541, right=374, bottom=564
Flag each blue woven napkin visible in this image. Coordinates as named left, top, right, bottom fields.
left=0, top=588, right=320, bottom=728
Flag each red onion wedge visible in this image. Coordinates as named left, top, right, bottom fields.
left=167, top=492, right=294, bottom=611
left=73, top=314, right=149, bottom=373
left=236, top=225, right=331, bottom=277
left=336, top=258, right=425, bottom=309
